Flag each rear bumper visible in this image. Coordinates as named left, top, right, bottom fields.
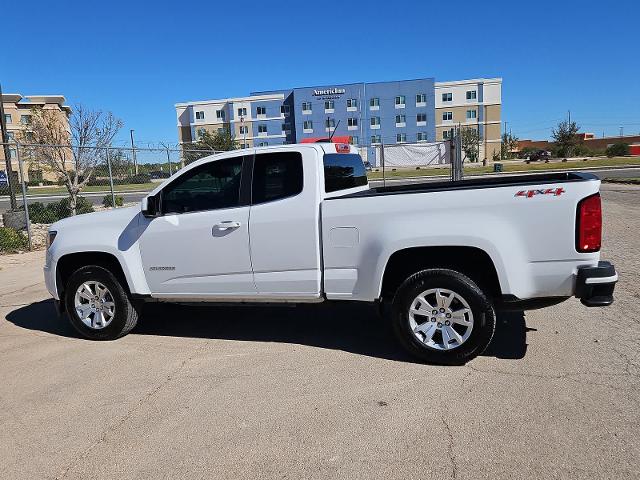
left=575, top=261, right=618, bottom=307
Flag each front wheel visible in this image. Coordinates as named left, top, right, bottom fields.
left=64, top=265, right=140, bottom=340
left=390, top=269, right=495, bottom=365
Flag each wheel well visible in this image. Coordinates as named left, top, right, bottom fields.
left=56, top=251, right=129, bottom=298
left=380, top=246, right=502, bottom=300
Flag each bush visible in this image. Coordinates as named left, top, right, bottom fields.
left=102, top=194, right=124, bottom=208
left=0, top=227, right=29, bottom=253
left=606, top=143, right=630, bottom=158
left=27, top=196, right=95, bottom=224
left=28, top=202, right=60, bottom=224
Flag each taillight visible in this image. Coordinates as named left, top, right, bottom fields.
left=576, top=193, right=602, bottom=252
left=335, top=143, right=350, bottom=153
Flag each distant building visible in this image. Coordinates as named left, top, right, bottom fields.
left=175, top=77, right=502, bottom=165
left=1, top=94, right=71, bottom=182
left=517, top=133, right=640, bottom=154
left=434, top=78, right=502, bottom=161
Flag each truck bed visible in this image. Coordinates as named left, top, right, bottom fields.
left=333, top=172, right=598, bottom=199
left=320, top=170, right=601, bottom=302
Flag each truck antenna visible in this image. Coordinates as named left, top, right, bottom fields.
left=328, top=119, right=340, bottom=141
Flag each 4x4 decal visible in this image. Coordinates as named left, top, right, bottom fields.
left=515, top=187, right=565, bottom=198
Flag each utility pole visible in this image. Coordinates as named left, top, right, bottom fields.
left=129, top=129, right=138, bottom=174
left=0, top=82, right=17, bottom=210
left=620, top=126, right=624, bottom=138
left=568, top=110, right=571, bottom=124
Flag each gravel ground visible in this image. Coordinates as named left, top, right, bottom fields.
left=0, top=183, right=638, bottom=480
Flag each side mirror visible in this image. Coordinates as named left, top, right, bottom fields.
left=141, top=194, right=160, bottom=218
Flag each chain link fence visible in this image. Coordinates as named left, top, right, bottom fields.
left=0, top=137, right=468, bottom=252
left=0, top=141, right=222, bottom=252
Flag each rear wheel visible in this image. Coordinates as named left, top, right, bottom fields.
left=64, top=265, right=139, bottom=340
left=390, top=269, right=495, bottom=365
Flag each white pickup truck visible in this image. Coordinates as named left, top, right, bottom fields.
left=44, top=142, right=617, bottom=364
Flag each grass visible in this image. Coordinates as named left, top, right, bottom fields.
left=24, top=183, right=156, bottom=197
left=366, top=156, right=640, bottom=180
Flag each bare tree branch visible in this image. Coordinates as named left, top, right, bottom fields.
left=26, top=105, right=123, bottom=215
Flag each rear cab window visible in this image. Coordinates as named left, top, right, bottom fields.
left=323, top=153, right=368, bottom=194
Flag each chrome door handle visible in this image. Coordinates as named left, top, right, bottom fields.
left=215, top=221, right=241, bottom=231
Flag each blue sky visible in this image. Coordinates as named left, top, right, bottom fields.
left=3, top=0, right=639, bottom=146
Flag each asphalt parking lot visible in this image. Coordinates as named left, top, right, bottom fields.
left=1, top=183, right=639, bottom=479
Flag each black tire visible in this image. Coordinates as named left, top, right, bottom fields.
left=64, top=265, right=139, bottom=340
left=390, top=269, right=495, bottom=365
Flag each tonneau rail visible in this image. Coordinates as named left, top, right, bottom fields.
left=329, top=171, right=599, bottom=199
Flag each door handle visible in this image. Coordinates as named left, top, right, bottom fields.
left=214, top=221, right=241, bottom=231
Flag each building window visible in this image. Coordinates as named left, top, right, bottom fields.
left=324, top=100, right=334, bottom=111
left=416, top=93, right=427, bottom=105
left=256, top=106, right=266, bottom=116
left=302, top=102, right=312, bottom=113
left=8, top=148, right=16, bottom=159
left=216, top=110, right=225, bottom=121
left=370, top=117, right=380, bottom=126
left=396, top=133, right=407, bottom=143
left=442, top=92, right=452, bottom=102
left=417, top=113, right=427, bottom=123
left=395, top=95, right=406, bottom=107
left=20, top=115, right=31, bottom=125
left=442, top=111, right=453, bottom=121
left=347, top=117, right=358, bottom=127
left=258, top=142, right=268, bottom=147
left=443, top=130, right=452, bottom=140
left=417, top=132, right=428, bottom=142
left=325, top=118, right=335, bottom=128
left=196, top=127, right=206, bottom=139
left=466, top=109, right=477, bottom=119
left=466, top=90, right=477, bottom=100
left=280, top=104, right=290, bottom=115
left=237, top=107, right=247, bottom=117
left=303, top=120, right=313, bottom=130
left=240, top=143, right=249, bottom=149
left=3, top=114, right=11, bottom=124
left=258, top=124, right=267, bottom=133
left=195, top=111, right=205, bottom=120
left=369, top=97, right=379, bottom=108
left=371, top=135, right=381, bottom=144
left=395, top=114, right=406, bottom=125
left=350, top=136, right=359, bottom=145
left=347, top=98, right=358, bottom=109
left=239, top=125, right=248, bottom=134
left=6, top=132, right=15, bottom=141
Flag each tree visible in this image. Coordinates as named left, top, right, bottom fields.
left=183, top=129, right=237, bottom=164
left=500, top=132, right=519, bottom=159
left=552, top=119, right=580, bottom=158
left=460, top=127, right=480, bottom=162
left=606, top=143, right=629, bottom=158
left=27, top=105, right=122, bottom=215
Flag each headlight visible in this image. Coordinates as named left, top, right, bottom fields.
left=46, top=231, right=57, bottom=249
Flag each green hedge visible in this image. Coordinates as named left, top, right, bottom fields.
left=102, top=194, right=124, bottom=208
left=28, top=196, right=95, bottom=224
left=0, top=227, right=29, bottom=253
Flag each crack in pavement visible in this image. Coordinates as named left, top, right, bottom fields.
left=440, top=413, right=458, bottom=479
left=54, top=349, right=201, bottom=480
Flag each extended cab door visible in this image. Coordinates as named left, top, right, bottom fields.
left=248, top=149, right=322, bottom=299
left=139, top=155, right=256, bottom=297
